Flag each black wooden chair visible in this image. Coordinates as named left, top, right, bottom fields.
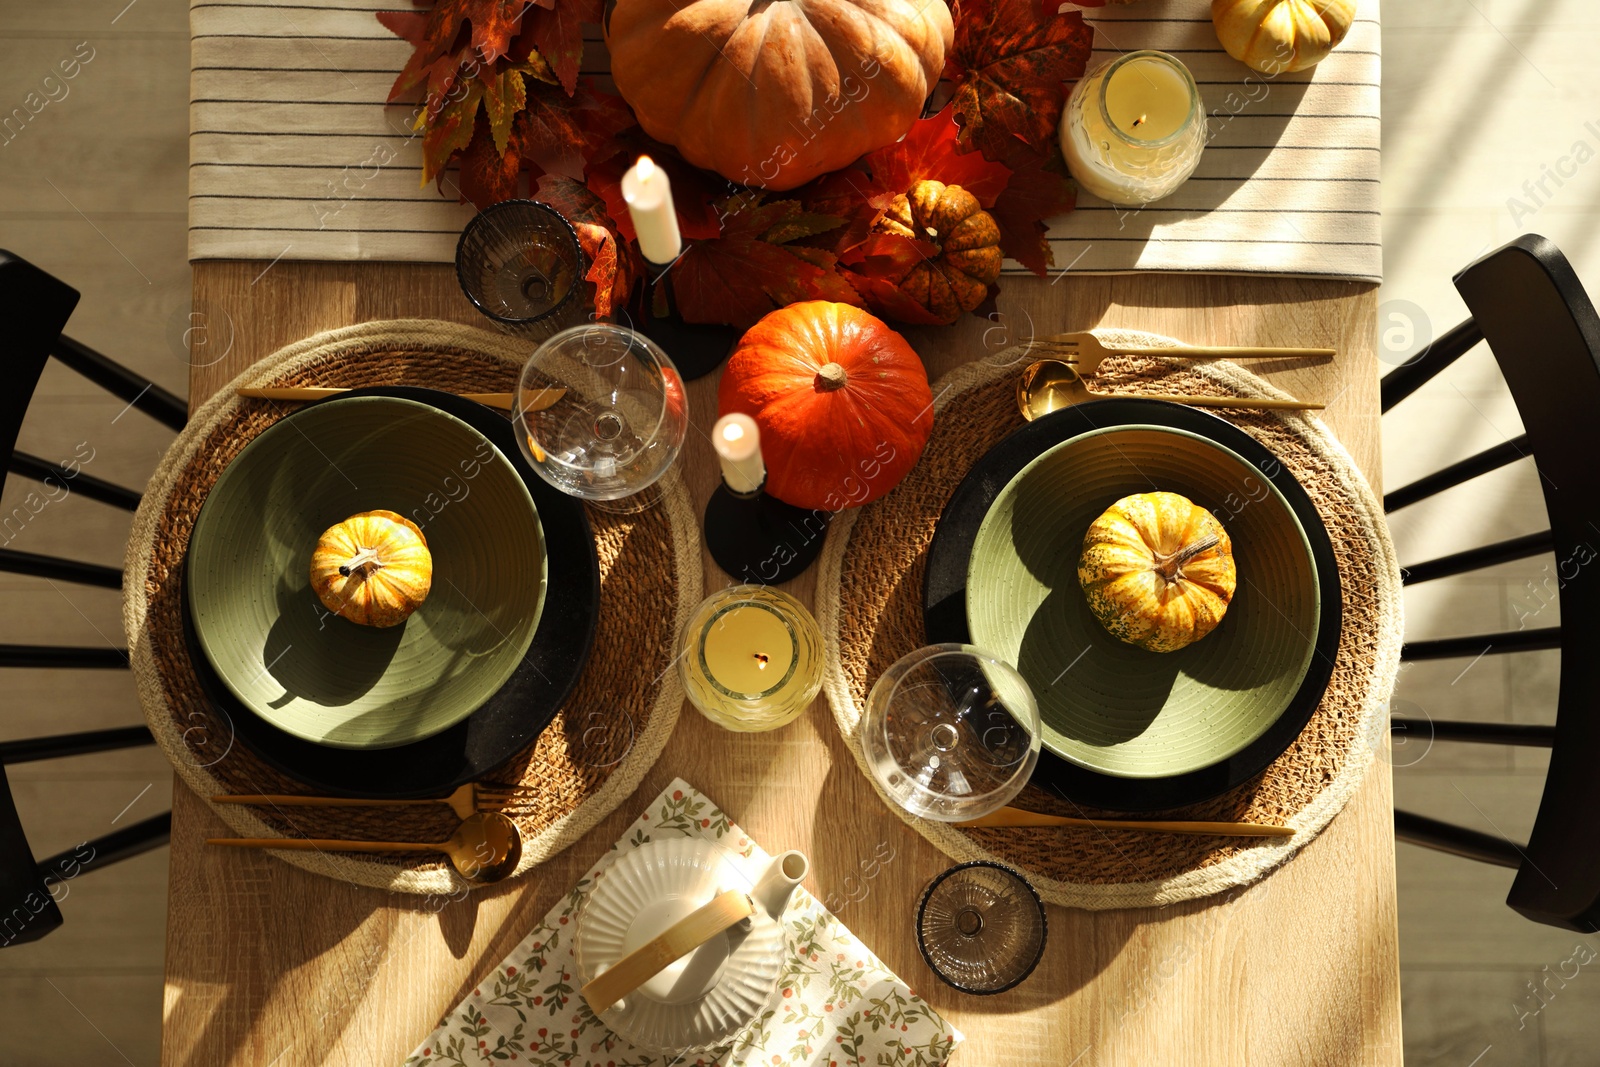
left=1384, top=234, right=1600, bottom=931
left=0, top=249, right=185, bottom=946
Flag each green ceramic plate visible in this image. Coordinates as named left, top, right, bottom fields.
left=186, top=396, right=548, bottom=750
left=966, top=425, right=1319, bottom=779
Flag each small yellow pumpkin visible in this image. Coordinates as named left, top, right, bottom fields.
left=1078, top=492, right=1237, bottom=653
left=1211, top=0, right=1356, bottom=75
left=310, top=510, right=432, bottom=628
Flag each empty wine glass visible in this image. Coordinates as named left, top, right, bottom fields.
left=917, top=861, right=1047, bottom=995
left=514, top=323, right=688, bottom=510
left=861, top=643, right=1041, bottom=822
left=455, top=200, right=586, bottom=338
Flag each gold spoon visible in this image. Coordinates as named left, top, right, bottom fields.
left=1016, top=359, right=1323, bottom=422
left=207, top=811, right=524, bottom=885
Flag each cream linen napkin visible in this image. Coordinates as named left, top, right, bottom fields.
left=404, top=779, right=961, bottom=1067
left=188, top=0, right=1380, bottom=281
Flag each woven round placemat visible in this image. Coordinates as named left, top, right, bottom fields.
left=123, top=319, right=701, bottom=895
left=817, top=330, right=1403, bottom=910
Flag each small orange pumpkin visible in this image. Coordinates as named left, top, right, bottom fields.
left=873, top=180, right=1003, bottom=325
left=1078, top=492, right=1237, bottom=652
left=310, top=510, right=432, bottom=628
left=717, top=301, right=934, bottom=511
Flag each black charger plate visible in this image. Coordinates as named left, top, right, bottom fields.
left=922, top=399, right=1342, bottom=812
left=181, top=385, right=601, bottom=797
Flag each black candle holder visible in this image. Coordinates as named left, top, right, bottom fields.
left=704, top=481, right=832, bottom=586
left=620, top=258, right=740, bottom=381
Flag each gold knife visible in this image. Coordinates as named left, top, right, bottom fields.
left=236, top=386, right=566, bottom=413
left=956, top=806, right=1294, bottom=838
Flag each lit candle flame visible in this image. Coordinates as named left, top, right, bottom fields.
left=754, top=653, right=769, bottom=670
left=631, top=154, right=656, bottom=190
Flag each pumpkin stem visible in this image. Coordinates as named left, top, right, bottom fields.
left=1152, top=533, right=1220, bottom=583
left=815, top=362, right=848, bottom=392
left=338, top=546, right=383, bottom=577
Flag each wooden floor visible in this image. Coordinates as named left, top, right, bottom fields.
left=1, top=0, right=1597, bottom=1063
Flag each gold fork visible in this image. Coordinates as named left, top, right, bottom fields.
left=211, top=782, right=517, bottom=821
left=1029, top=331, right=1336, bottom=378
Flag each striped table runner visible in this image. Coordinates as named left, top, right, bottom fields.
left=189, top=0, right=1381, bottom=281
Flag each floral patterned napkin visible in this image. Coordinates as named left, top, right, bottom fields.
left=406, top=779, right=961, bottom=1066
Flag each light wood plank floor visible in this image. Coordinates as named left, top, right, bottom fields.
left=2, top=0, right=1598, bottom=1063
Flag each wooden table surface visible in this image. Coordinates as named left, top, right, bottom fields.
left=165, top=262, right=1399, bottom=1066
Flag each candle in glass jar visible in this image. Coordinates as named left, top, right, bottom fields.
left=621, top=155, right=683, bottom=264
left=712, top=413, right=764, bottom=494
left=1059, top=50, right=1206, bottom=207
left=680, top=585, right=824, bottom=732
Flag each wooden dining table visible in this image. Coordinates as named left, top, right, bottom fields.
left=163, top=261, right=1399, bottom=1066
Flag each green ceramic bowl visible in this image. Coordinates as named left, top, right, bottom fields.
left=186, top=396, right=548, bottom=750
left=966, top=425, right=1319, bottom=779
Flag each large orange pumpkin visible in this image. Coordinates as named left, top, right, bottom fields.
left=604, top=0, right=953, bottom=191
left=718, top=301, right=934, bottom=510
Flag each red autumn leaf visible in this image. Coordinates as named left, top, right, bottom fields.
left=836, top=233, right=949, bottom=327
left=946, top=0, right=1093, bottom=161
left=520, top=0, right=601, bottom=95
left=859, top=107, right=1012, bottom=209
left=670, top=194, right=859, bottom=328
left=458, top=116, right=524, bottom=206
left=534, top=174, right=639, bottom=321
left=988, top=144, right=1077, bottom=276
left=586, top=137, right=730, bottom=244
left=377, top=0, right=535, bottom=98
left=518, top=76, right=634, bottom=181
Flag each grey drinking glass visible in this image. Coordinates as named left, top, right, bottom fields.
left=455, top=199, right=586, bottom=338
left=916, top=861, right=1047, bottom=995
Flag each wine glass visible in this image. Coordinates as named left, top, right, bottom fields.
left=514, top=323, right=688, bottom=510
left=917, top=861, right=1047, bottom=995
left=455, top=200, right=587, bottom=339
left=860, top=643, right=1041, bottom=822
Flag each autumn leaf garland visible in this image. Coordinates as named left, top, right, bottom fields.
left=378, top=0, right=1096, bottom=329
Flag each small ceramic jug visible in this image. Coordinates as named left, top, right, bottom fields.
left=574, top=837, right=810, bottom=1054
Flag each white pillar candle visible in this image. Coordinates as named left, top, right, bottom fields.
left=1059, top=50, right=1206, bottom=207
left=712, top=413, right=764, bottom=494
left=620, top=154, right=683, bottom=265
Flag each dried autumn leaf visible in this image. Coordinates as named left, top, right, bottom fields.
left=458, top=116, right=524, bottom=206
left=377, top=0, right=534, bottom=100
left=518, top=77, right=634, bottom=181
left=417, top=77, right=485, bottom=186
left=520, top=0, right=601, bottom=94
left=860, top=107, right=1012, bottom=209
left=836, top=232, right=949, bottom=327
left=946, top=0, right=1093, bottom=161
left=535, top=174, right=639, bottom=320
left=989, top=145, right=1077, bottom=276
left=670, top=194, right=858, bottom=328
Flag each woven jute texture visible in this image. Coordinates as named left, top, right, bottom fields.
left=817, top=331, right=1403, bottom=910
left=124, top=320, right=701, bottom=895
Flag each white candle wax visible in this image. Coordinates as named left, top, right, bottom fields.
left=712, top=413, right=764, bottom=494
left=620, top=154, right=683, bottom=265
left=1059, top=51, right=1205, bottom=207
